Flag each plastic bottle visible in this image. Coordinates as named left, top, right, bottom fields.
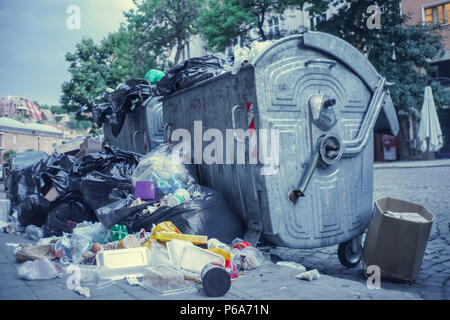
left=25, top=225, right=44, bottom=241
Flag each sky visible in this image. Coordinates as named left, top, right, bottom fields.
left=0, top=0, right=136, bottom=106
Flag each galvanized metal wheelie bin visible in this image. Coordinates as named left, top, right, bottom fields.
left=162, top=31, right=399, bottom=267
left=103, top=96, right=164, bottom=154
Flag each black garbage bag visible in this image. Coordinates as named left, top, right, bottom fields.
left=16, top=161, right=43, bottom=202
left=101, top=186, right=245, bottom=244
left=17, top=194, right=52, bottom=227
left=157, top=54, right=231, bottom=96
left=92, top=79, right=158, bottom=137
left=11, top=157, right=66, bottom=226
left=42, top=193, right=98, bottom=237
left=32, top=152, right=77, bottom=201
left=94, top=195, right=136, bottom=229
left=71, top=145, right=142, bottom=178
left=80, top=172, right=135, bottom=210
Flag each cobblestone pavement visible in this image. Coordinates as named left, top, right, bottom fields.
left=0, top=165, right=448, bottom=300
left=269, top=165, right=450, bottom=300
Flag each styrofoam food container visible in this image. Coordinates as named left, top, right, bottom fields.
left=96, top=247, right=150, bottom=269
left=179, top=245, right=225, bottom=274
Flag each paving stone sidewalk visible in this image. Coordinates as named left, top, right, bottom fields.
left=269, top=164, right=450, bottom=300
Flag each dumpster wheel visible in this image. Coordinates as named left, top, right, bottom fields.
left=338, top=239, right=362, bottom=268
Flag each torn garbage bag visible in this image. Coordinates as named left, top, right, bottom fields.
left=71, top=145, right=142, bottom=178
left=10, top=153, right=76, bottom=227
left=95, top=196, right=139, bottom=230
left=39, top=152, right=77, bottom=196
left=41, top=193, right=97, bottom=237
left=92, top=79, right=158, bottom=137
left=103, top=186, right=245, bottom=244
left=156, top=54, right=232, bottom=96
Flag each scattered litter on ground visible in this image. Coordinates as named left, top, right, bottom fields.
left=16, top=258, right=62, bottom=280
left=15, top=243, right=56, bottom=262
left=74, top=286, right=91, bottom=298
left=126, top=276, right=141, bottom=286
left=296, top=269, right=320, bottom=281
left=5, top=243, right=20, bottom=248
left=276, top=261, right=307, bottom=272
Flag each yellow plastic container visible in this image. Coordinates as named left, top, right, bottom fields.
left=151, top=221, right=181, bottom=235
left=152, top=231, right=207, bottom=245
left=207, top=248, right=231, bottom=262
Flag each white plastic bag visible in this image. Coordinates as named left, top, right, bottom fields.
left=16, top=258, right=62, bottom=280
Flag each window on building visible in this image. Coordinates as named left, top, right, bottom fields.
left=268, top=16, right=280, bottom=39
left=424, top=2, right=450, bottom=25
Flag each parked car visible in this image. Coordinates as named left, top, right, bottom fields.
left=4, top=151, right=49, bottom=203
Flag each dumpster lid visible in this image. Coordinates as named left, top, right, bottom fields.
left=252, top=32, right=399, bottom=136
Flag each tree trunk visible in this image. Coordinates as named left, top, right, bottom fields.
left=257, top=6, right=267, bottom=41
left=397, top=116, right=412, bottom=160
left=258, top=22, right=266, bottom=41
left=173, top=39, right=184, bottom=65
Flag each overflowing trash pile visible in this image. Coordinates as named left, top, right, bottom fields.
left=0, top=140, right=279, bottom=297
left=0, top=42, right=340, bottom=298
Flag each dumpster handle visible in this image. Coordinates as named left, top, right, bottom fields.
left=288, top=136, right=324, bottom=205
left=132, top=130, right=140, bottom=149
left=343, top=77, right=386, bottom=157
left=304, top=59, right=337, bottom=69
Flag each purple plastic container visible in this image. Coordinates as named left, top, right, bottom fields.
left=134, top=181, right=158, bottom=200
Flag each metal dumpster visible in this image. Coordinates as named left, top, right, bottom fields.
left=103, top=96, right=164, bottom=154
left=162, top=32, right=399, bottom=267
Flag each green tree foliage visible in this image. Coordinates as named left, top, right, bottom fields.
left=37, top=104, right=50, bottom=110
left=60, top=0, right=202, bottom=130
left=197, top=0, right=327, bottom=51
left=125, top=0, right=202, bottom=67
left=317, top=0, right=450, bottom=159
left=50, top=105, right=65, bottom=115
left=60, top=28, right=138, bottom=133
left=196, top=0, right=256, bottom=52
left=316, top=0, right=449, bottom=116
left=60, top=37, right=113, bottom=118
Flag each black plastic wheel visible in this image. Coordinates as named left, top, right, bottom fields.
left=338, top=239, right=362, bottom=268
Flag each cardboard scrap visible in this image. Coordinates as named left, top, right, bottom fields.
left=15, top=243, right=56, bottom=263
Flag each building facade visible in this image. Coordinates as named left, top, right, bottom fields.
left=402, top=0, right=450, bottom=83
left=0, top=118, right=64, bottom=163
left=173, top=0, right=347, bottom=61
left=0, top=96, right=43, bottom=121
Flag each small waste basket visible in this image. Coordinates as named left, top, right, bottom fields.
left=363, top=197, right=434, bottom=281
left=103, top=96, right=164, bottom=154
left=161, top=32, right=399, bottom=267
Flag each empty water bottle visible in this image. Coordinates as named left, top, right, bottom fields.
left=25, top=225, right=44, bottom=241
